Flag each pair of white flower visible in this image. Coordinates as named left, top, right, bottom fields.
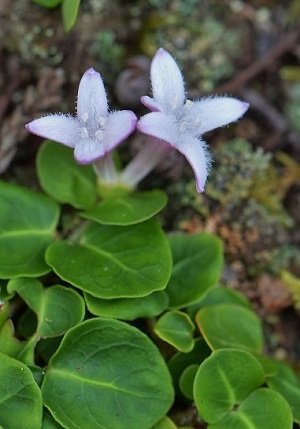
left=26, top=48, right=249, bottom=192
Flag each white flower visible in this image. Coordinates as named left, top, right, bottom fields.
left=137, top=48, right=249, bottom=192
left=26, top=68, right=137, bottom=164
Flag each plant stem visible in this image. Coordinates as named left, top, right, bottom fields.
left=120, top=137, right=171, bottom=187
left=93, top=152, right=119, bottom=184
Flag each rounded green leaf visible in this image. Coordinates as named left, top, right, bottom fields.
left=82, top=190, right=168, bottom=225
left=0, top=181, right=60, bottom=278
left=168, top=337, right=211, bottom=396
left=0, top=280, right=13, bottom=301
left=0, top=300, right=9, bottom=330
left=37, top=140, right=97, bottom=210
left=187, top=286, right=250, bottom=321
left=179, top=364, right=199, bottom=400
left=196, top=303, right=263, bottom=354
left=42, top=408, right=64, bottom=428
left=154, top=311, right=195, bottom=352
left=46, top=220, right=172, bottom=298
left=193, top=349, right=265, bottom=424
left=0, top=320, right=33, bottom=363
left=85, top=290, right=168, bottom=320
left=255, top=355, right=277, bottom=377
left=208, top=388, right=293, bottom=429
left=166, top=233, right=223, bottom=308
left=62, top=0, right=80, bottom=32
left=0, top=353, right=43, bottom=429
left=267, top=360, right=300, bottom=423
left=42, top=318, right=174, bottom=429
left=7, top=278, right=85, bottom=338
left=151, top=416, right=177, bottom=429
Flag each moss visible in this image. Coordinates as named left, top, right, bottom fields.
left=166, top=139, right=294, bottom=274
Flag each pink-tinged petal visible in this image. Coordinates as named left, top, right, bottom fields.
left=137, top=112, right=179, bottom=148
left=74, top=138, right=105, bottom=164
left=176, top=135, right=211, bottom=193
left=25, top=114, right=79, bottom=148
left=141, top=96, right=161, bottom=112
left=187, top=97, right=249, bottom=136
left=103, top=110, right=137, bottom=153
left=151, top=48, right=185, bottom=111
left=77, top=68, right=108, bottom=120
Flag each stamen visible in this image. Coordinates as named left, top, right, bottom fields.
left=80, top=127, right=89, bottom=139
left=98, top=117, right=107, bottom=127
left=184, top=100, right=194, bottom=109
left=95, top=130, right=103, bottom=141
left=179, top=121, right=188, bottom=132
left=80, top=112, right=89, bottom=122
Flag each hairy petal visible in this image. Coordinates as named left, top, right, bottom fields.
left=151, top=48, right=185, bottom=111
left=137, top=112, right=179, bottom=148
left=188, top=97, right=250, bottom=136
left=25, top=114, right=79, bottom=148
left=77, top=68, right=108, bottom=121
left=103, top=110, right=137, bottom=153
left=74, top=138, right=105, bottom=164
left=141, top=96, right=161, bottom=112
left=177, top=135, right=211, bottom=192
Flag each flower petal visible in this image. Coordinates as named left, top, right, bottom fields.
left=141, top=96, right=161, bottom=112
left=103, top=110, right=137, bottom=153
left=176, top=135, right=211, bottom=192
left=150, top=48, right=185, bottom=111
left=77, top=68, right=108, bottom=121
left=187, top=97, right=249, bottom=136
left=74, top=138, right=105, bottom=164
left=25, top=114, right=79, bottom=147
left=137, top=112, right=179, bottom=148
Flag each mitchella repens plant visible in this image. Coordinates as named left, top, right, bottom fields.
left=0, top=48, right=298, bottom=429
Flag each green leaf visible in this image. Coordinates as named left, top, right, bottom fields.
left=85, top=290, right=169, bottom=320
left=37, top=140, right=97, bottom=210
left=154, top=311, right=195, bottom=352
left=208, top=389, right=293, bottom=429
left=193, top=348, right=265, bottom=424
left=0, top=300, right=9, bottom=330
left=7, top=278, right=85, bottom=338
left=0, top=280, right=13, bottom=301
left=37, top=336, right=63, bottom=364
left=267, top=360, right=300, bottom=423
left=166, top=233, right=223, bottom=308
left=81, top=190, right=168, bottom=225
left=0, top=353, right=43, bottom=429
left=0, top=320, right=33, bottom=363
left=62, top=0, right=80, bottom=32
left=151, top=416, right=177, bottom=429
left=42, top=318, right=174, bottom=429
left=31, top=0, right=62, bottom=8
left=179, top=364, right=198, bottom=400
left=29, top=365, right=45, bottom=386
left=46, top=220, right=172, bottom=298
left=17, top=308, right=37, bottom=339
left=42, top=408, right=64, bottom=428
left=255, top=355, right=277, bottom=377
left=0, top=181, right=60, bottom=278
left=168, top=337, right=211, bottom=396
left=196, top=303, right=263, bottom=354
left=187, top=286, right=250, bottom=321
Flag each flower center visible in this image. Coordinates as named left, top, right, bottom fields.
left=175, top=100, right=201, bottom=134
left=78, top=112, right=107, bottom=141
